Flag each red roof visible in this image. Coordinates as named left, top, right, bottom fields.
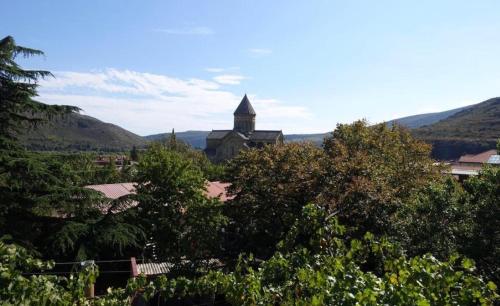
left=85, top=181, right=232, bottom=202
left=205, top=181, right=233, bottom=201
left=86, top=183, right=136, bottom=199
left=458, top=150, right=497, bottom=164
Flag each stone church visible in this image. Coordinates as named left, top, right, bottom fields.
left=205, top=94, right=284, bottom=162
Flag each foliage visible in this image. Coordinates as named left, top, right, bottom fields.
left=0, top=37, right=143, bottom=261
left=160, top=132, right=226, bottom=181
left=135, top=143, right=227, bottom=260
left=108, top=205, right=498, bottom=306
left=224, top=142, right=325, bottom=258
left=395, top=167, right=500, bottom=283
left=395, top=178, right=469, bottom=259
left=320, top=120, right=442, bottom=237
left=0, top=241, right=100, bottom=305
left=461, top=167, right=500, bottom=282
left=0, top=35, right=77, bottom=145
left=130, top=145, right=139, bottom=161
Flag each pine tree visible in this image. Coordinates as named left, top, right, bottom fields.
left=0, top=37, right=144, bottom=260
left=130, top=145, right=139, bottom=161
left=167, top=128, right=177, bottom=150
left=0, top=36, right=78, bottom=146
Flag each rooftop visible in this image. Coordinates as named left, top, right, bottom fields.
left=458, top=149, right=497, bottom=164
left=234, top=94, right=256, bottom=116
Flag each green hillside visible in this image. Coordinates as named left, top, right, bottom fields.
left=20, top=113, right=147, bottom=151
left=388, top=105, right=471, bottom=128
left=412, top=97, right=500, bottom=159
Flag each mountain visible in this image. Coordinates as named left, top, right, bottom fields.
left=412, top=97, right=500, bottom=159
left=20, top=97, right=499, bottom=159
left=20, top=113, right=147, bottom=151
left=284, top=133, right=329, bottom=145
left=388, top=105, right=471, bottom=128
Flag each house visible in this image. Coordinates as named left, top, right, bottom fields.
left=449, top=149, right=499, bottom=181
left=458, top=149, right=499, bottom=166
left=204, top=94, right=284, bottom=162
left=85, top=181, right=232, bottom=213
left=86, top=181, right=231, bottom=201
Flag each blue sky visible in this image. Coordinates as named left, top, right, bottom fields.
left=3, top=0, right=500, bottom=135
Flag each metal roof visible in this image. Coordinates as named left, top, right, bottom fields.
left=487, top=155, right=500, bottom=164
left=133, top=258, right=223, bottom=276
left=450, top=169, right=479, bottom=176
left=234, top=94, right=256, bottom=115
left=86, top=183, right=136, bottom=199
left=137, top=262, right=174, bottom=275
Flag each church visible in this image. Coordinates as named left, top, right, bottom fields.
left=205, top=94, right=284, bottom=162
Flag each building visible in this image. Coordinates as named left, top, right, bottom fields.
left=457, top=149, right=499, bottom=166
left=85, top=181, right=232, bottom=213
left=204, top=94, right=284, bottom=162
left=448, top=149, right=500, bottom=181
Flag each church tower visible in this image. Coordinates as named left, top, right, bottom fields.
left=233, top=94, right=256, bottom=134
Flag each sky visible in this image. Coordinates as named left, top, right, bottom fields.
left=3, top=0, right=500, bottom=135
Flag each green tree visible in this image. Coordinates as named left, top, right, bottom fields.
left=395, top=178, right=469, bottom=259
left=0, top=36, right=77, bottom=145
left=120, top=205, right=499, bottom=306
left=224, top=142, right=325, bottom=258
left=130, top=145, right=139, bottom=161
left=135, top=143, right=227, bottom=260
left=320, top=120, right=442, bottom=237
left=0, top=37, right=143, bottom=261
left=160, top=135, right=226, bottom=181
left=461, top=167, right=500, bottom=282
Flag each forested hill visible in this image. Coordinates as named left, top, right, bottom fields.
left=19, top=112, right=147, bottom=151
left=388, top=105, right=471, bottom=128
left=411, top=97, right=500, bottom=159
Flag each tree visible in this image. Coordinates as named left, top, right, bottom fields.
left=135, top=143, right=227, bottom=260
left=0, top=37, right=143, bottom=261
left=319, top=120, right=442, bottom=237
left=461, top=167, right=500, bottom=283
left=130, top=145, right=139, bottom=161
left=395, top=178, right=469, bottom=260
left=0, top=36, right=77, bottom=145
left=117, top=205, right=499, bottom=306
left=166, top=128, right=177, bottom=150
left=224, top=142, right=325, bottom=258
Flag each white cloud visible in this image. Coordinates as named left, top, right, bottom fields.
left=213, top=74, right=246, bottom=85
left=248, top=48, right=272, bottom=57
left=205, top=67, right=225, bottom=73
left=154, top=26, right=214, bottom=35
left=38, top=69, right=312, bottom=135
left=205, top=66, right=240, bottom=73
